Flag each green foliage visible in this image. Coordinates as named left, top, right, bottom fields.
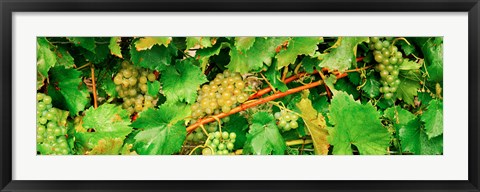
left=421, top=99, right=443, bottom=139
left=234, top=37, right=256, bottom=52
left=319, top=37, right=369, bottom=72
left=395, top=76, right=420, bottom=105
left=36, top=36, right=442, bottom=156
left=327, top=91, right=390, bottom=155
left=415, top=37, right=443, bottom=82
left=109, top=37, right=123, bottom=58
left=68, top=37, right=96, bottom=53
left=186, top=37, right=212, bottom=49
left=130, top=44, right=177, bottom=71
left=132, top=103, right=189, bottom=155
left=243, top=112, right=286, bottom=155
left=75, top=104, right=132, bottom=155
left=37, top=37, right=57, bottom=77
left=160, top=59, right=208, bottom=103
left=227, top=37, right=287, bottom=73
left=275, top=37, right=323, bottom=69
left=47, top=66, right=90, bottom=116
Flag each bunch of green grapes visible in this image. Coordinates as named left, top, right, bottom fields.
left=202, top=131, right=237, bottom=155
left=274, top=110, right=299, bottom=131
left=185, top=121, right=222, bottom=144
left=114, top=61, right=157, bottom=114
left=36, top=93, right=69, bottom=155
left=191, top=70, right=249, bottom=119
left=186, top=128, right=205, bottom=143
left=369, top=37, right=404, bottom=100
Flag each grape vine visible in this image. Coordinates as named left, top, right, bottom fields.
left=36, top=36, right=444, bottom=155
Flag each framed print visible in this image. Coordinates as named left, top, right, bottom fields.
left=1, top=0, right=479, bottom=191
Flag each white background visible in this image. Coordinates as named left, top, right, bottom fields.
left=12, top=12, right=468, bottom=180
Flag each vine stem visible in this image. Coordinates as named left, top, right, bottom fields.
left=187, top=57, right=367, bottom=132
left=90, top=64, right=98, bottom=109
left=186, top=80, right=324, bottom=133
left=248, top=57, right=365, bottom=100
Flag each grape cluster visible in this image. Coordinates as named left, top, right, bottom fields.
left=369, top=37, right=404, bottom=100
left=36, top=93, right=69, bottom=155
left=114, top=61, right=157, bottom=114
left=274, top=110, right=299, bottom=131
left=191, top=70, right=249, bottom=119
left=202, top=131, right=237, bottom=155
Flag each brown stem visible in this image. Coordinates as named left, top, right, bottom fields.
left=90, top=65, right=98, bottom=109
left=186, top=80, right=324, bottom=133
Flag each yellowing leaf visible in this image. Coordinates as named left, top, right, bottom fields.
left=87, top=138, right=124, bottom=155
left=296, top=97, right=329, bottom=155
left=135, top=37, right=172, bottom=51
left=108, top=37, right=123, bottom=58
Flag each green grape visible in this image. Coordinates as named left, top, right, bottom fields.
left=202, top=148, right=213, bottom=155
left=229, top=132, right=236, bottom=139
left=222, top=132, right=229, bottom=140
left=214, top=131, right=221, bottom=139
left=213, top=139, right=220, bottom=146
left=186, top=133, right=194, bottom=141
left=290, top=121, right=298, bottom=129
left=147, top=73, right=156, bottom=81
left=218, top=143, right=226, bottom=150
left=227, top=142, right=234, bottom=150
left=43, top=96, right=52, bottom=105
left=37, top=93, right=44, bottom=101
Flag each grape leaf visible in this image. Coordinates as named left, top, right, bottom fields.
left=361, top=76, right=381, bottom=98
left=135, top=37, right=172, bottom=51
left=327, top=91, right=390, bottom=155
left=54, top=47, right=75, bottom=68
left=83, top=104, right=132, bottom=134
left=296, top=97, right=329, bottom=155
left=161, top=59, right=208, bottom=103
left=398, top=40, right=416, bottom=56
left=108, top=37, right=123, bottom=58
left=88, top=138, right=125, bottom=155
left=130, top=44, right=177, bottom=71
left=319, top=37, right=369, bottom=72
left=383, top=105, right=442, bottom=155
left=234, top=37, right=256, bottom=52
left=418, top=92, right=433, bottom=107
left=398, top=59, right=421, bottom=71
left=75, top=104, right=133, bottom=155
left=132, top=103, right=190, bottom=155
left=398, top=119, right=443, bottom=155
left=384, top=106, right=416, bottom=125
left=421, top=99, right=443, bottom=139
left=195, top=42, right=227, bottom=72
left=48, top=66, right=90, bottom=116
left=335, top=78, right=360, bottom=99
left=264, top=61, right=288, bottom=92
left=243, top=112, right=286, bottom=155
left=275, top=37, right=323, bottom=69
left=395, top=76, right=420, bottom=105
left=82, top=39, right=110, bottom=64
left=186, top=37, right=213, bottom=49
left=37, top=37, right=57, bottom=77
left=223, top=114, right=249, bottom=149
left=147, top=80, right=161, bottom=97
left=348, top=72, right=361, bottom=86
left=67, top=37, right=96, bottom=53
left=227, top=37, right=287, bottom=73
left=37, top=73, right=45, bottom=90
left=415, top=37, right=443, bottom=82
left=301, top=56, right=321, bottom=73
left=100, top=76, right=117, bottom=97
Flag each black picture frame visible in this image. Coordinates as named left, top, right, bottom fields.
left=1, top=0, right=479, bottom=191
